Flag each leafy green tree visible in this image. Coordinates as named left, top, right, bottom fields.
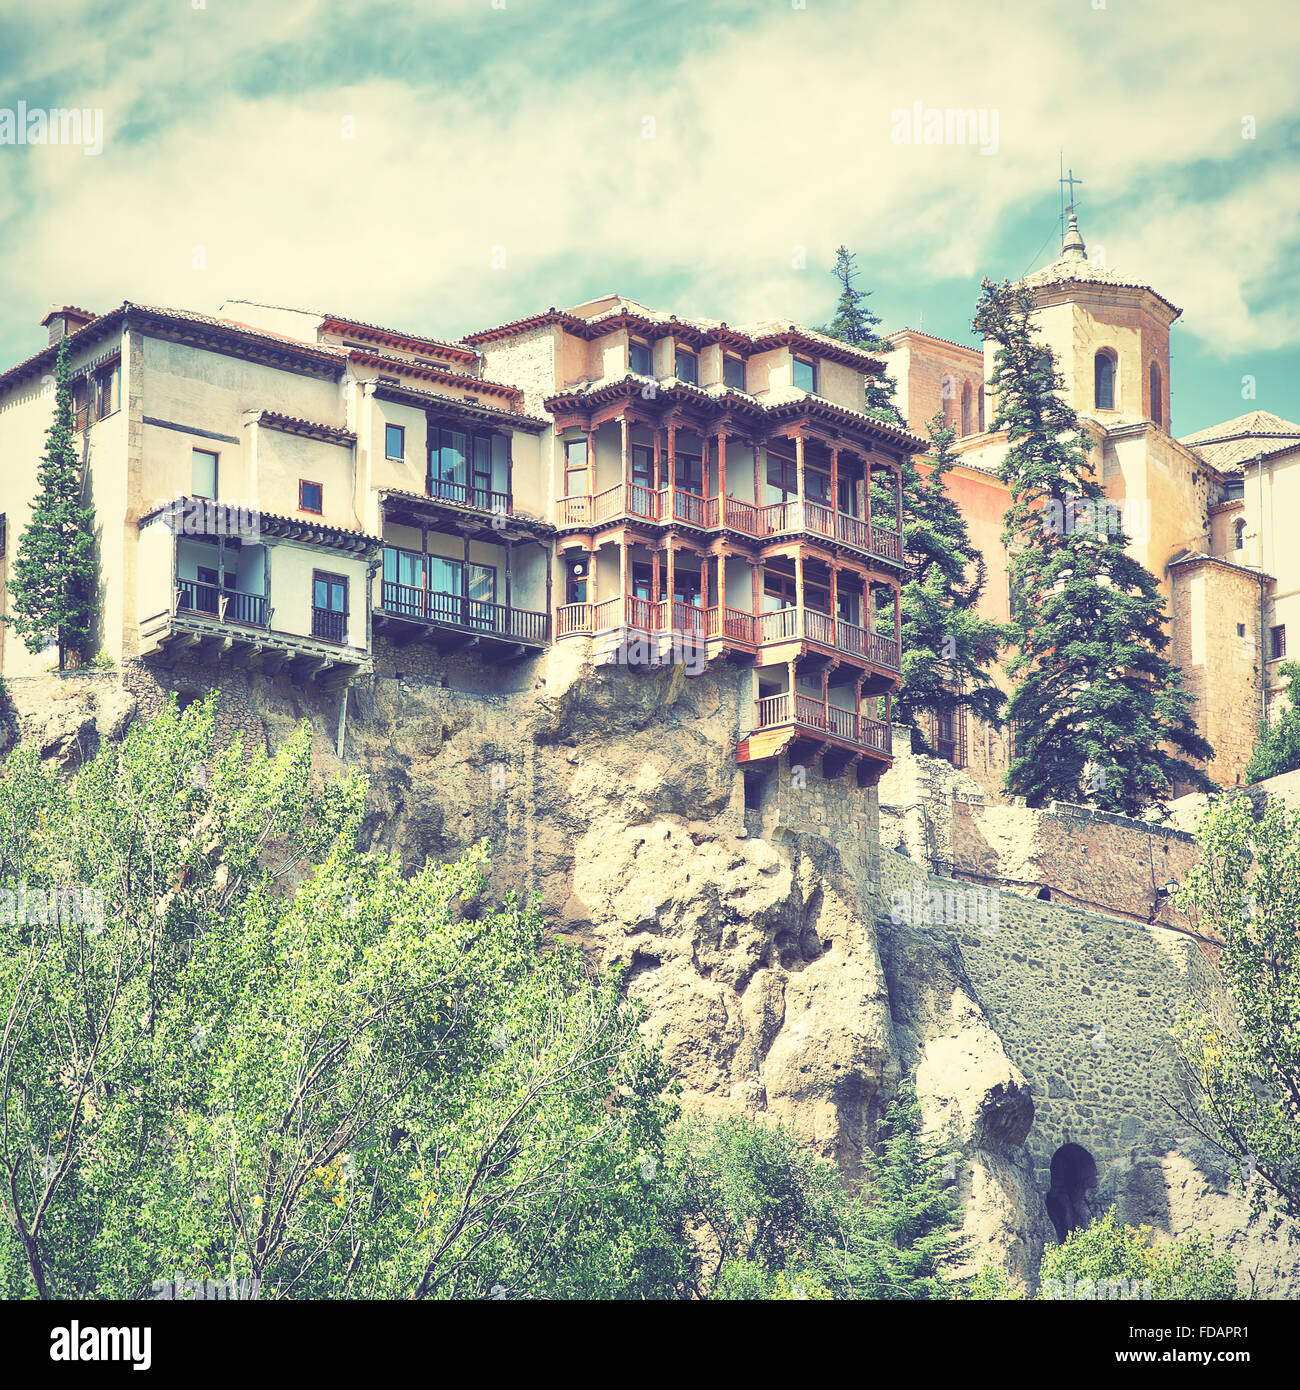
left=1243, top=661, right=1300, bottom=782
left=971, top=278, right=1214, bottom=813
left=1037, top=1209, right=1240, bottom=1299
left=895, top=414, right=1008, bottom=748
left=1172, top=790, right=1300, bottom=1232
left=0, top=696, right=680, bottom=1300
left=4, top=338, right=98, bottom=669
left=821, top=245, right=903, bottom=424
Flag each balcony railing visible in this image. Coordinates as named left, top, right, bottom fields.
left=427, top=479, right=511, bottom=514
left=176, top=579, right=267, bottom=627
left=752, top=693, right=890, bottom=753
left=381, top=581, right=549, bottom=643
left=756, top=607, right=897, bottom=669
left=553, top=486, right=903, bottom=563
left=312, top=607, right=348, bottom=644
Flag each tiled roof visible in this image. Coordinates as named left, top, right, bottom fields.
left=1180, top=411, right=1300, bottom=471
left=463, top=297, right=884, bottom=370
left=246, top=411, right=356, bottom=445
left=346, top=347, right=521, bottom=401
left=887, top=327, right=983, bottom=357
left=322, top=314, right=480, bottom=367
left=370, top=377, right=549, bottom=432
left=1017, top=213, right=1180, bottom=318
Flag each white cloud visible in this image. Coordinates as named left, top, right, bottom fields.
left=1, top=0, right=1297, bottom=353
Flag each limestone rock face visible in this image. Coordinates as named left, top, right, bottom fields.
left=3, top=655, right=1295, bottom=1295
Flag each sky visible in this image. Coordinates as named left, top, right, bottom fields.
left=0, top=0, right=1297, bottom=435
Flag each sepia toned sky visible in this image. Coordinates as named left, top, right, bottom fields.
left=1, top=0, right=1297, bottom=433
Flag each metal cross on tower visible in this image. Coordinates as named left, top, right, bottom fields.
left=1058, top=154, right=1083, bottom=242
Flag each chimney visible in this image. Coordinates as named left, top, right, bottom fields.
left=40, top=305, right=97, bottom=347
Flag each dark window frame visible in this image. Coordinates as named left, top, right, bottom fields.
left=792, top=355, right=818, bottom=394
left=723, top=355, right=746, bottom=390
left=192, top=448, right=219, bottom=500
left=674, top=345, right=698, bottom=384
left=564, top=438, right=589, bottom=497
left=385, top=422, right=406, bottom=461
left=629, top=339, right=653, bottom=375
left=1271, top=624, right=1286, bottom=660
left=299, top=479, right=323, bottom=514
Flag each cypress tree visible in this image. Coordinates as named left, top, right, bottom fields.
left=971, top=278, right=1214, bottom=813
left=895, top=413, right=1008, bottom=747
left=821, top=246, right=903, bottom=424
left=5, top=338, right=98, bottom=668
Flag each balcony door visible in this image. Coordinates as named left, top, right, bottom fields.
left=429, top=556, right=496, bottom=629
left=312, top=572, right=348, bottom=644
left=382, top=546, right=427, bottom=618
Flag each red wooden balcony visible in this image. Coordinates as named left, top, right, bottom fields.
left=553, top=487, right=904, bottom=566
left=749, top=691, right=890, bottom=753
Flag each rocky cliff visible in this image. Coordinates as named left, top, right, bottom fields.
left=2, top=646, right=1293, bottom=1293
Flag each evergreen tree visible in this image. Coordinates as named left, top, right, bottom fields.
left=895, top=413, right=1008, bottom=748
left=5, top=338, right=97, bottom=668
left=821, top=245, right=903, bottom=424
left=1242, top=660, right=1300, bottom=782
left=971, top=278, right=1214, bottom=813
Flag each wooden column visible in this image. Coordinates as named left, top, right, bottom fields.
left=701, top=552, right=709, bottom=611
left=894, top=464, right=903, bottom=532
left=829, top=446, right=839, bottom=516
left=795, top=433, right=806, bottom=508
left=620, top=417, right=630, bottom=491
left=752, top=442, right=761, bottom=506
left=589, top=542, right=599, bottom=604
left=717, top=550, right=726, bottom=622
left=653, top=428, right=662, bottom=490
left=821, top=665, right=830, bottom=722
left=894, top=584, right=901, bottom=645
left=586, top=428, right=597, bottom=512
left=794, top=548, right=804, bottom=643
left=667, top=422, right=677, bottom=494
left=829, top=562, right=838, bottom=632
left=544, top=541, right=553, bottom=628
left=505, top=539, right=513, bottom=612
left=787, top=658, right=797, bottom=716
left=665, top=539, right=676, bottom=627
left=717, top=429, right=728, bottom=510
left=751, top=558, right=760, bottom=617
left=462, top=530, right=471, bottom=626
left=619, top=536, right=629, bottom=617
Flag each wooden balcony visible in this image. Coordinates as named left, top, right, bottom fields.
left=755, top=607, right=900, bottom=672
left=176, top=578, right=267, bottom=628
left=554, top=485, right=905, bottom=566
left=376, top=580, right=549, bottom=657
left=555, top=596, right=899, bottom=680
left=737, top=691, right=892, bottom=783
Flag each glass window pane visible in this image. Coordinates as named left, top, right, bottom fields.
left=723, top=356, right=744, bottom=389
left=793, top=358, right=816, bottom=392
left=441, top=432, right=467, bottom=484
left=192, top=450, right=218, bottom=499
left=630, top=341, right=653, bottom=375
left=386, top=423, right=404, bottom=459
left=431, top=557, right=462, bottom=596
left=491, top=434, right=508, bottom=495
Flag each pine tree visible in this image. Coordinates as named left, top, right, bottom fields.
left=895, top=413, right=1008, bottom=747
left=821, top=246, right=903, bottom=424
left=971, top=278, right=1214, bottom=813
left=5, top=338, right=98, bottom=669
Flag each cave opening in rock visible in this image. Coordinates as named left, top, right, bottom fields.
left=1046, top=1143, right=1098, bottom=1243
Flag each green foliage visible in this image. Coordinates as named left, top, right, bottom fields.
left=820, top=245, right=903, bottom=424
left=971, top=278, right=1214, bottom=813
left=896, top=414, right=1008, bottom=743
left=4, top=339, right=98, bottom=669
left=1243, top=661, right=1300, bottom=782
left=0, top=696, right=679, bottom=1300
left=1173, top=791, right=1300, bottom=1232
left=1037, top=1209, right=1240, bottom=1299
left=961, top=1261, right=1023, bottom=1300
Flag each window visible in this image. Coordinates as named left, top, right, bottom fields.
left=723, top=355, right=745, bottom=390
left=675, top=453, right=704, bottom=494
left=629, top=339, right=653, bottom=375
left=565, top=557, right=588, bottom=605
left=793, top=356, right=817, bottom=394
left=312, top=571, right=348, bottom=643
left=940, top=374, right=956, bottom=426
left=92, top=360, right=119, bottom=422
left=385, top=423, right=405, bottom=460
left=299, top=480, right=323, bottom=514
left=1224, top=478, right=1245, bottom=501
left=631, top=445, right=654, bottom=490
left=1094, top=350, right=1116, bottom=410
left=1149, top=362, right=1163, bottom=427
left=1237, top=623, right=1246, bottom=638
left=960, top=381, right=974, bottom=437
left=1234, top=518, right=1246, bottom=551
left=674, top=346, right=698, bottom=384
left=428, top=427, right=508, bottom=508
left=1271, top=625, right=1286, bottom=660
left=192, top=449, right=218, bottom=500
left=564, top=439, right=588, bottom=496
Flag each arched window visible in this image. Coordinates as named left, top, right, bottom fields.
left=1094, top=350, right=1116, bottom=410
left=1149, top=361, right=1163, bottom=427
left=941, top=374, right=956, bottom=426
left=977, top=386, right=985, bottom=433
left=960, top=381, right=974, bottom=436
left=1234, top=518, right=1246, bottom=551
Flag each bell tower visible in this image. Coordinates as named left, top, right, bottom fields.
left=1006, top=209, right=1180, bottom=432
